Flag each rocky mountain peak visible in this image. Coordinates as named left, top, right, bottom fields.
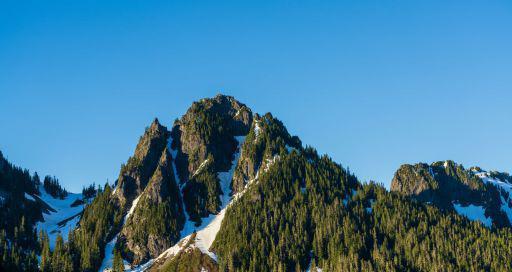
left=118, top=146, right=185, bottom=264
left=114, top=119, right=171, bottom=207
left=149, top=117, right=163, bottom=130
left=180, top=94, right=253, bottom=135
left=172, top=95, right=253, bottom=182
left=144, top=147, right=176, bottom=203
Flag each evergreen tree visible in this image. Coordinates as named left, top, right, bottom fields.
left=113, top=247, right=125, bottom=272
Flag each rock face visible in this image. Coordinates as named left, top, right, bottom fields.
left=109, top=118, right=187, bottom=264
left=147, top=110, right=306, bottom=272
left=113, top=95, right=258, bottom=264
left=114, top=118, right=170, bottom=208
left=231, top=113, right=302, bottom=195
left=170, top=94, right=253, bottom=223
left=119, top=147, right=185, bottom=265
left=172, top=94, right=253, bottom=181
left=391, top=160, right=511, bottom=228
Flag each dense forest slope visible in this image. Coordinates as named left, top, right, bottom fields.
left=2, top=94, right=512, bottom=272
left=0, top=151, right=94, bottom=271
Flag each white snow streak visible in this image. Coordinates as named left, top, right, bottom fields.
left=193, top=159, right=210, bottom=177
left=25, top=192, right=36, bottom=201
left=100, top=194, right=142, bottom=271
left=190, top=136, right=246, bottom=260
left=254, top=122, right=262, bottom=142
left=233, top=154, right=279, bottom=201
left=123, top=195, right=141, bottom=224
left=99, top=236, right=118, bottom=272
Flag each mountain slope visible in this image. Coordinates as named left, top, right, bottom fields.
left=391, top=160, right=512, bottom=228
left=100, top=96, right=512, bottom=272
left=172, top=95, right=252, bottom=224
left=0, top=151, right=91, bottom=271
left=5, top=94, right=512, bottom=272
left=118, top=146, right=185, bottom=265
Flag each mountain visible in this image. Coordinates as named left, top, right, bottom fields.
left=3, top=94, right=512, bottom=272
left=391, top=160, right=512, bottom=228
left=0, top=151, right=94, bottom=271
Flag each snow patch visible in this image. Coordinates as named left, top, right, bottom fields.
left=124, top=195, right=141, bottom=224
left=475, top=170, right=512, bottom=225
left=25, top=192, right=36, bottom=202
left=286, top=145, right=298, bottom=153
left=36, top=187, right=84, bottom=249
left=99, top=236, right=118, bottom=272
left=453, top=203, right=492, bottom=227
left=306, top=256, right=323, bottom=272
left=233, top=154, right=279, bottom=201
left=253, top=121, right=262, bottom=142
left=428, top=166, right=435, bottom=178
left=126, top=259, right=154, bottom=272
left=264, top=155, right=280, bottom=172
left=500, top=195, right=512, bottom=224
left=474, top=170, right=512, bottom=224
left=342, top=194, right=350, bottom=206
left=476, top=171, right=512, bottom=195
left=193, top=159, right=210, bottom=177
left=366, top=199, right=375, bottom=213
left=233, top=170, right=259, bottom=201
left=191, top=135, right=246, bottom=261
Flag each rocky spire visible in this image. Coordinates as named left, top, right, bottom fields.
left=169, top=95, right=253, bottom=224
left=113, top=118, right=170, bottom=207
left=118, top=147, right=185, bottom=265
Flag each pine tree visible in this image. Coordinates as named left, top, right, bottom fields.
left=113, top=247, right=124, bottom=272
left=39, top=231, right=51, bottom=272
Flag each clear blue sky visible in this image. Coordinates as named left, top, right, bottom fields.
left=1, top=1, right=511, bottom=192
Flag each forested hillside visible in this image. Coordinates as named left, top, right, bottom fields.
left=2, top=95, right=512, bottom=272
left=0, top=151, right=93, bottom=272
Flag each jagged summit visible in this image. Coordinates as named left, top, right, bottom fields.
left=149, top=117, right=163, bottom=129
left=97, top=95, right=308, bottom=269
left=118, top=145, right=185, bottom=265
left=113, top=118, right=170, bottom=207
left=171, top=94, right=253, bottom=182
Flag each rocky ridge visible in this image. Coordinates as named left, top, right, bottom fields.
left=391, top=160, right=512, bottom=228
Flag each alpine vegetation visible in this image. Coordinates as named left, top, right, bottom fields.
left=2, top=95, right=512, bottom=272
